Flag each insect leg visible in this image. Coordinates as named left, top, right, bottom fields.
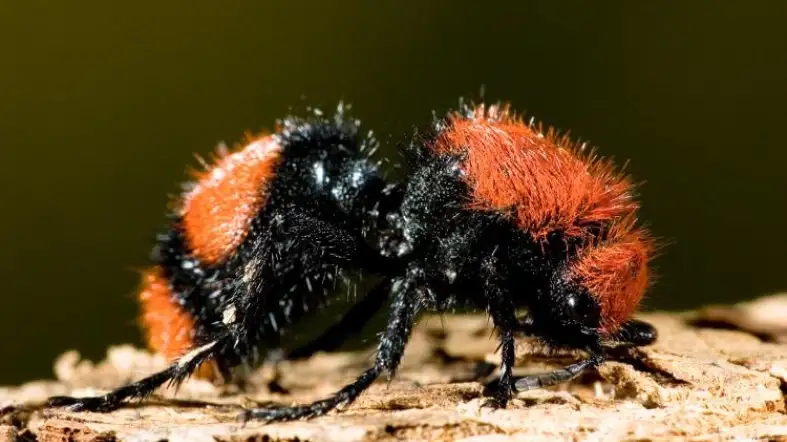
left=241, top=268, right=424, bottom=422
left=48, top=336, right=226, bottom=412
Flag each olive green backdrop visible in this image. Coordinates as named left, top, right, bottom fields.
left=2, top=1, right=786, bottom=384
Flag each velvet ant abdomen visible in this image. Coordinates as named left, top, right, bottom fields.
left=48, top=99, right=659, bottom=423
left=137, top=136, right=283, bottom=376
left=54, top=105, right=399, bottom=396
left=138, top=267, right=197, bottom=363
left=180, top=136, right=283, bottom=266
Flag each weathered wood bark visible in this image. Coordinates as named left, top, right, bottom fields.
left=4, top=294, right=787, bottom=441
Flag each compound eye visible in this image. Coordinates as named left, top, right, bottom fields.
left=565, top=292, right=601, bottom=325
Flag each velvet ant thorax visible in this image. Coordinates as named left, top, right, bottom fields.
left=429, top=102, right=655, bottom=334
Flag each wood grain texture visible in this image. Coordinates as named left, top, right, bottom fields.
left=4, top=295, right=787, bottom=441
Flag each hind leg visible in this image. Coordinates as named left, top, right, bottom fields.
left=233, top=207, right=398, bottom=362
left=48, top=338, right=224, bottom=412
left=242, top=267, right=425, bottom=422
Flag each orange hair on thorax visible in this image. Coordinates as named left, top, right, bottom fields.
left=569, top=218, right=654, bottom=333
left=432, top=104, right=639, bottom=244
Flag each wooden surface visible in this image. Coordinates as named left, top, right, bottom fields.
left=4, top=295, right=787, bottom=441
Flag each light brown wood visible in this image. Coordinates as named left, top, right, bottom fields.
left=4, top=295, right=787, bottom=441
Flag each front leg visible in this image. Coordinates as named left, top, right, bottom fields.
left=512, top=319, right=655, bottom=393
left=515, top=354, right=605, bottom=391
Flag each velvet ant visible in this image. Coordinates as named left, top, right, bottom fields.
left=48, top=99, right=658, bottom=422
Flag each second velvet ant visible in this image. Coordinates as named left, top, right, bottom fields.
left=49, top=99, right=659, bottom=422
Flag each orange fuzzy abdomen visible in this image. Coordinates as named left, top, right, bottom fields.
left=138, top=267, right=215, bottom=378
left=138, top=267, right=197, bottom=360
left=180, top=136, right=283, bottom=265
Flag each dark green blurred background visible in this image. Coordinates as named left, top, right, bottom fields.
left=2, top=1, right=786, bottom=384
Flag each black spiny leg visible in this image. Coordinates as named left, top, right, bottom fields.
left=241, top=268, right=424, bottom=422
left=514, top=354, right=605, bottom=391
left=48, top=336, right=226, bottom=412
left=486, top=283, right=517, bottom=408
left=511, top=319, right=603, bottom=391
left=512, top=320, right=655, bottom=393
left=481, top=256, right=519, bottom=408
left=511, top=316, right=606, bottom=392
left=488, top=326, right=516, bottom=407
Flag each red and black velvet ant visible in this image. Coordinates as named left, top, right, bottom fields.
left=49, top=100, right=658, bottom=422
